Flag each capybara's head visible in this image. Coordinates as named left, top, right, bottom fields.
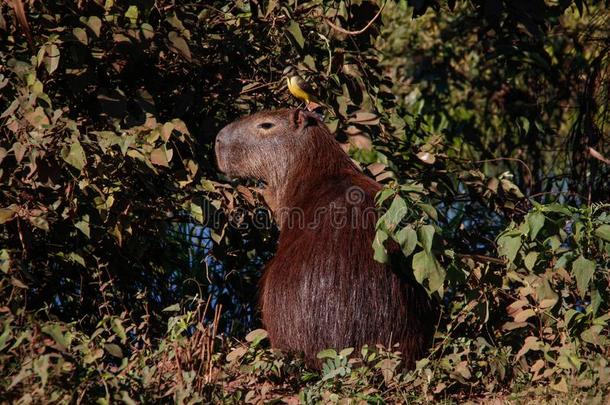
left=215, top=108, right=323, bottom=183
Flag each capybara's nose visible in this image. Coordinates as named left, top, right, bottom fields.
left=215, top=131, right=225, bottom=150
left=215, top=122, right=236, bottom=147
left=214, top=134, right=225, bottom=170
left=215, top=124, right=231, bottom=148
left=215, top=124, right=234, bottom=172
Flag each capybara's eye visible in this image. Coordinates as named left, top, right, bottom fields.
left=258, top=122, right=274, bottom=130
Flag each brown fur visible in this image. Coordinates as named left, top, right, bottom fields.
left=215, top=109, right=437, bottom=367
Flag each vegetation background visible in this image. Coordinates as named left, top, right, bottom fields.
left=0, top=0, right=609, bottom=403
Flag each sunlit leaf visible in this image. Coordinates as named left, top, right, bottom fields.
left=42, top=324, right=71, bottom=350
left=418, top=225, right=435, bottom=254
left=150, top=147, right=169, bottom=167
left=44, top=44, right=60, bottom=75
left=226, top=347, right=247, bottom=362
left=572, top=255, right=595, bottom=297
left=373, top=229, right=389, bottom=263
left=72, top=27, right=88, bottom=44
left=384, top=196, right=407, bottom=229
left=61, top=140, right=86, bottom=171
left=124, top=5, right=139, bottom=24
left=527, top=211, right=545, bottom=240
left=317, top=348, right=337, bottom=359
left=594, top=224, right=610, bottom=242
left=524, top=251, right=538, bottom=271
left=104, top=343, right=123, bottom=358
left=245, top=329, right=268, bottom=345
left=75, top=215, right=90, bottom=238
left=162, top=303, right=180, bottom=312
left=168, top=31, right=191, bottom=61
left=0, top=206, right=17, bottom=224
left=412, top=250, right=445, bottom=293
left=286, top=20, right=305, bottom=49
left=497, top=235, right=521, bottom=264
left=417, top=151, right=436, bottom=164
left=111, top=318, right=127, bottom=342
left=85, top=16, right=102, bottom=36
left=395, top=225, right=417, bottom=257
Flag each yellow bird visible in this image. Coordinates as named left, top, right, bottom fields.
left=283, top=66, right=321, bottom=110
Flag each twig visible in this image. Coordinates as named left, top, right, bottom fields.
left=456, top=253, right=507, bottom=266
left=472, top=157, right=534, bottom=189
left=239, top=81, right=277, bottom=95
left=588, top=146, right=610, bottom=165
left=7, top=0, right=33, bottom=46
left=325, top=0, right=386, bottom=36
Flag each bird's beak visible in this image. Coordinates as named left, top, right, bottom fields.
left=282, top=66, right=295, bottom=76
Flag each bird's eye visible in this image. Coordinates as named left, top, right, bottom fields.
left=258, top=122, right=274, bottom=130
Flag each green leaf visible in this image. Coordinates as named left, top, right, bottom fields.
left=372, top=230, right=389, bottom=263
left=168, top=31, right=191, bottom=61
left=518, top=116, right=530, bottom=133
left=536, top=277, right=558, bottom=309
left=32, top=355, right=50, bottom=387
left=72, top=27, right=88, bottom=44
left=162, top=303, right=180, bottom=312
left=85, top=16, right=102, bottom=36
left=120, top=392, right=137, bottom=405
left=286, top=20, right=305, bottom=49
left=111, top=318, right=127, bottom=342
left=572, top=255, right=595, bottom=297
left=550, top=377, right=569, bottom=393
left=10, top=277, right=28, bottom=289
left=44, top=44, right=60, bottom=75
left=515, top=308, right=535, bottom=324
left=25, top=107, right=49, bottom=128
left=1, top=99, right=19, bottom=118
left=594, top=224, right=610, bottom=242
left=0, top=250, right=9, bottom=274
left=416, top=151, right=435, bottom=164
left=104, top=343, right=123, bottom=358
left=42, top=324, right=71, bottom=350
left=395, top=225, right=417, bottom=257
left=61, top=140, right=86, bottom=171
left=190, top=202, right=204, bottom=224
left=245, top=329, right=268, bottom=345
left=226, top=347, right=247, bottom=362
left=412, top=250, right=445, bottom=294
left=542, top=204, right=572, bottom=216
left=338, top=347, right=354, bottom=357
left=524, top=251, right=538, bottom=272
left=0, top=323, right=11, bottom=351
left=581, top=324, right=604, bottom=346
left=417, top=203, right=438, bottom=221
left=317, top=348, right=338, bottom=359
left=375, top=188, right=395, bottom=205
left=0, top=205, right=17, bottom=224
left=124, top=5, right=139, bottom=24
left=590, top=288, right=602, bottom=315
left=141, top=22, right=154, bottom=40
left=30, top=215, right=49, bottom=231
left=527, top=211, right=545, bottom=240
left=68, top=252, right=86, bottom=267
left=497, top=235, right=521, bottom=264
left=150, top=147, right=169, bottom=167
left=384, top=196, right=407, bottom=229
left=418, top=224, right=435, bottom=254
left=75, top=215, right=90, bottom=238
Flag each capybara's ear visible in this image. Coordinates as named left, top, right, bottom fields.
left=292, top=109, right=318, bottom=130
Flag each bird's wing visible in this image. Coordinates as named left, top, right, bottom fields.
left=292, top=76, right=318, bottom=101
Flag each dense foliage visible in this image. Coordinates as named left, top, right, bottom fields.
left=1, top=0, right=609, bottom=403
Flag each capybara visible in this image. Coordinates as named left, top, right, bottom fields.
left=215, top=108, right=436, bottom=367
